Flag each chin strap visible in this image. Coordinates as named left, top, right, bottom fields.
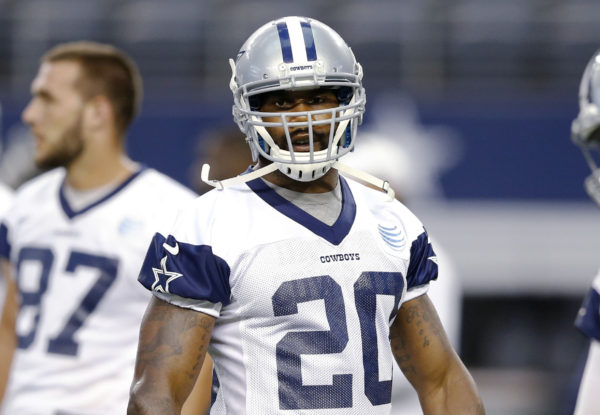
left=333, top=161, right=395, bottom=201
left=201, top=162, right=279, bottom=190
left=202, top=160, right=395, bottom=202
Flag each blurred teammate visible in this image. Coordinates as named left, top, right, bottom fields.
left=572, top=48, right=600, bottom=415
left=0, top=41, right=207, bottom=414
left=128, top=16, right=484, bottom=414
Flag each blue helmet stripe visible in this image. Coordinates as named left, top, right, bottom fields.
left=276, top=22, right=293, bottom=63
left=300, top=21, right=317, bottom=61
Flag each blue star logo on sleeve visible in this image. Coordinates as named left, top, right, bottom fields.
left=151, top=256, right=183, bottom=293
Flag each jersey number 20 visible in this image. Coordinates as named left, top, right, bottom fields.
left=272, top=272, right=403, bottom=409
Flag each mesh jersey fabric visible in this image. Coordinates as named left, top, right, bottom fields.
left=139, top=175, right=438, bottom=414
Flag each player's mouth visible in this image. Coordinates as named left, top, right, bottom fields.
left=31, top=131, right=44, bottom=147
left=289, top=130, right=327, bottom=152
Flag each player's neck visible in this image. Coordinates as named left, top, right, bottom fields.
left=65, top=150, right=139, bottom=191
left=259, top=162, right=339, bottom=193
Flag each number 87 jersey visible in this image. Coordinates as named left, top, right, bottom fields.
left=139, top=176, right=439, bottom=414
left=0, top=168, right=196, bottom=415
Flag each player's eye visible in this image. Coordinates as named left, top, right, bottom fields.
left=273, top=98, right=293, bottom=109
left=36, top=91, right=54, bottom=104
left=307, top=93, right=337, bottom=106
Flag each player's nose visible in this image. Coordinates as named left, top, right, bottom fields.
left=21, top=99, right=38, bottom=126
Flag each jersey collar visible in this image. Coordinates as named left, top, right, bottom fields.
left=246, top=176, right=356, bottom=245
left=59, top=167, right=146, bottom=219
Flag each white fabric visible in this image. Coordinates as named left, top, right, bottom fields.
left=0, top=167, right=196, bottom=415
left=153, top=176, right=437, bottom=414
left=575, top=339, right=600, bottom=415
left=0, top=183, right=14, bottom=219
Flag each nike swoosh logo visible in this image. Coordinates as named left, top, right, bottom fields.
left=428, top=256, right=438, bottom=265
left=163, top=241, right=180, bottom=256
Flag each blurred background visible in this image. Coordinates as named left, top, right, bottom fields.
left=0, top=0, right=599, bottom=414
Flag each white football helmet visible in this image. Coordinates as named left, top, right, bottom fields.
left=232, top=16, right=365, bottom=181
left=572, top=49, right=600, bottom=206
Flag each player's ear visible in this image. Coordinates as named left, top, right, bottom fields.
left=84, top=95, right=113, bottom=131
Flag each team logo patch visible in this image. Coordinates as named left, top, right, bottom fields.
left=377, top=224, right=406, bottom=252
left=151, top=256, right=183, bottom=293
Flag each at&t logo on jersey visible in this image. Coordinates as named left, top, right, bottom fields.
left=377, top=223, right=406, bottom=252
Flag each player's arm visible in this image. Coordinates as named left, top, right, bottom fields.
left=128, top=296, right=215, bottom=415
left=574, top=339, right=600, bottom=414
left=181, top=354, right=213, bottom=415
left=390, top=293, right=485, bottom=415
left=0, top=259, right=17, bottom=404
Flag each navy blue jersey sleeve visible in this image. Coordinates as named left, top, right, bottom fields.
left=406, top=231, right=438, bottom=289
left=138, top=233, right=231, bottom=305
left=576, top=287, right=600, bottom=341
left=0, top=223, right=10, bottom=259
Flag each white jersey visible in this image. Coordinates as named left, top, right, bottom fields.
left=0, top=182, right=14, bottom=219
left=139, top=176, right=438, bottom=415
left=0, top=167, right=196, bottom=415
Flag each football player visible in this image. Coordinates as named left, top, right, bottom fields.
left=129, top=16, right=485, bottom=414
left=0, top=41, right=210, bottom=414
left=572, top=48, right=600, bottom=415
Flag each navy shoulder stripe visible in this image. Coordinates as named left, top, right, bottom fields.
left=138, top=233, right=231, bottom=306
left=407, top=231, right=438, bottom=289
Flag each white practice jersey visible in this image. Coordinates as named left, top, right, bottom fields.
left=139, top=176, right=438, bottom=415
left=0, top=167, right=196, bottom=415
left=576, top=271, right=600, bottom=341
